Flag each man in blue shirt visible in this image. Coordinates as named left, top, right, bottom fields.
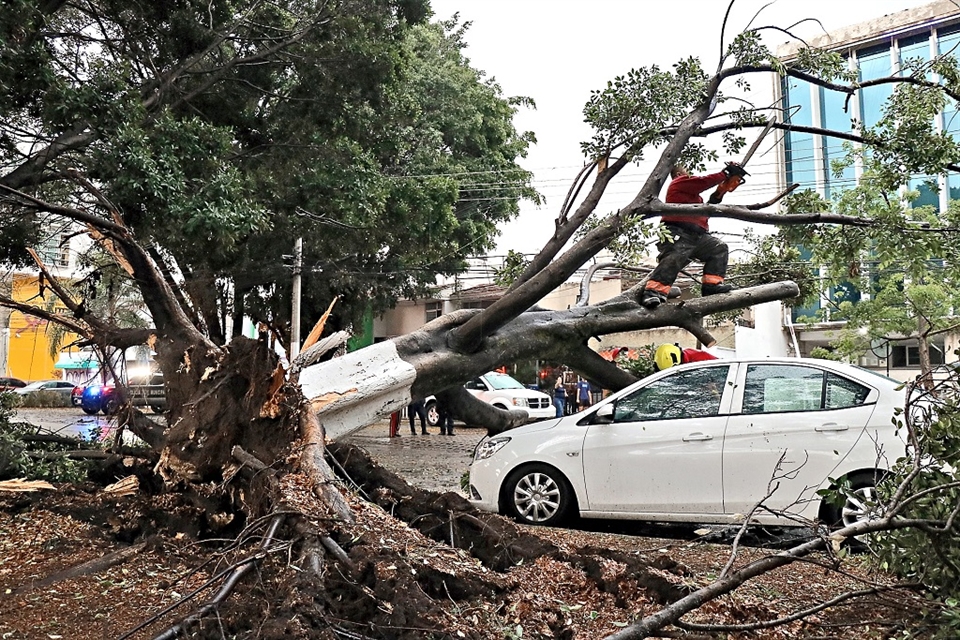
left=576, top=379, right=592, bottom=410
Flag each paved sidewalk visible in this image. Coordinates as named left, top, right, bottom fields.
left=342, top=420, right=488, bottom=494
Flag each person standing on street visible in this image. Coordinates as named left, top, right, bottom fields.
left=408, top=399, right=428, bottom=435
left=553, top=376, right=566, bottom=418
left=436, top=398, right=455, bottom=436
left=576, top=378, right=592, bottom=411
left=389, top=410, right=401, bottom=438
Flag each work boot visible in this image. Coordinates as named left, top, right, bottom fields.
left=641, top=290, right=666, bottom=308
left=701, top=282, right=734, bottom=296
left=422, top=430, right=429, bottom=435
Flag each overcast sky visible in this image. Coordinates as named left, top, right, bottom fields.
left=429, top=0, right=934, bottom=258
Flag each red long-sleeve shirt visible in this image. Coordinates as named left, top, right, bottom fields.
left=681, top=348, right=718, bottom=363
left=661, top=171, right=726, bottom=231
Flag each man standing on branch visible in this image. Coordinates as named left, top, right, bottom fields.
left=641, top=162, right=748, bottom=308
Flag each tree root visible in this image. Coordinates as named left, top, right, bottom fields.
left=327, top=441, right=557, bottom=571
left=118, top=514, right=287, bottom=640
left=299, top=404, right=354, bottom=522
left=11, top=541, right=149, bottom=596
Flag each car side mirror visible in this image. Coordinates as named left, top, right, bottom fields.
left=594, top=404, right=614, bottom=424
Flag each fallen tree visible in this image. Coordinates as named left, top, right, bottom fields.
left=4, top=0, right=960, bottom=637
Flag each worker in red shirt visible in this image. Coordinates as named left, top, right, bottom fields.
left=641, top=162, right=747, bottom=308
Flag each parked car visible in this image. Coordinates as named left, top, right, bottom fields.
left=424, top=372, right=555, bottom=427
left=78, top=373, right=166, bottom=415
left=80, top=383, right=120, bottom=415
left=14, top=379, right=76, bottom=402
left=468, top=358, right=905, bottom=530
left=126, top=372, right=166, bottom=413
left=0, top=377, right=26, bottom=392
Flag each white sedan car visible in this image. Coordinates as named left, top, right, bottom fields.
left=468, top=358, right=905, bottom=528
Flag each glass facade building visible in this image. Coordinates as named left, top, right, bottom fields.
left=775, top=2, right=960, bottom=372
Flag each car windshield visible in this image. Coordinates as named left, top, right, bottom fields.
left=21, top=381, right=48, bottom=391
left=484, top=373, right=525, bottom=390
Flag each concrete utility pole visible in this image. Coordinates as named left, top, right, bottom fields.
left=291, top=237, right=303, bottom=360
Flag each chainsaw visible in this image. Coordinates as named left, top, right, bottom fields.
left=707, top=117, right=777, bottom=204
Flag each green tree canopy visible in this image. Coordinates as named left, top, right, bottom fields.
left=0, top=1, right=536, bottom=344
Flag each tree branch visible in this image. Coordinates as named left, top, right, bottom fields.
left=644, top=199, right=874, bottom=227
left=0, top=127, right=96, bottom=191
left=1, top=187, right=216, bottom=350
left=563, top=344, right=639, bottom=392
left=0, top=294, right=90, bottom=337
left=674, top=585, right=918, bottom=633
left=437, top=386, right=529, bottom=436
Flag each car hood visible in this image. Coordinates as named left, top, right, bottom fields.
left=487, top=388, right=551, bottom=400
left=502, top=416, right=563, bottom=436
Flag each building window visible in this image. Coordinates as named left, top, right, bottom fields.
left=425, top=301, right=443, bottom=322
left=36, top=227, right=71, bottom=268
left=890, top=343, right=945, bottom=368
left=858, top=44, right=894, bottom=129
left=460, top=300, right=493, bottom=310
left=783, top=77, right=816, bottom=188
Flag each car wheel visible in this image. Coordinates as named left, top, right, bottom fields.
left=501, top=464, right=576, bottom=526
left=102, top=396, right=121, bottom=415
left=425, top=401, right=439, bottom=427
left=81, top=403, right=100, bottom=415
left=821, top=470, right=886, bottom=532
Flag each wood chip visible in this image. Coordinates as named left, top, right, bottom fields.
left=103, top=475, right=139, bottom=496
left=0, top=478, right=56, bottom=492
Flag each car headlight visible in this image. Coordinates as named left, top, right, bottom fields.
left=511, top=397, right=529, bottom=408
left=474, top=436, right=511, bottom=461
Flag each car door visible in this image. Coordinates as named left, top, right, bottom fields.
left=580, top=363, right=734, bottom=514
left=464, top=377, right=489, bottom=402
left=53, top=381, right=75, bottom=399
left=722, top=363, right=878, bottom=517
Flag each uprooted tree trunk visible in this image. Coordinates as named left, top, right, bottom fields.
left=300, top=280, right=799, bottom=438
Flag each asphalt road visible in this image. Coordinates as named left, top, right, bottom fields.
left=12, top=407, right=116, bottom=441
left=11, top=407, right=484, bottom=495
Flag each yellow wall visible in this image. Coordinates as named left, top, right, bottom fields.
left=6, top=274, right=78, bottom=381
